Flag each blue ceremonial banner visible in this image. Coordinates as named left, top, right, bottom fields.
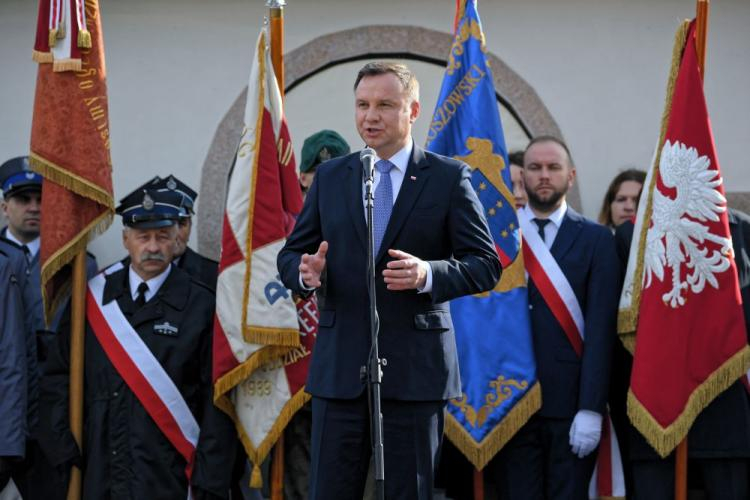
left=425, top=0, right=540, bottom=469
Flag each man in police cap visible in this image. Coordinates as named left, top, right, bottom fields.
left=151, top=174, right=218, bottom=291
left=39, top=187, right=236, bottom=499
left=298, top=129, right=350, bottom=196
left=0, top=156, right=99, bottom=499
left=0, top=156, right=98, bottom=333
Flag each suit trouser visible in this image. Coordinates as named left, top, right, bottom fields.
left=309, top=395, right=444, bottom=500
left=631, top=456, right=749, bottom=500
left=489, top=414, right=597, bottom=500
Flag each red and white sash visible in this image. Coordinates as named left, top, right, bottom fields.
left=86, top=269, right=199, bottom=495
left=519, top=214, right=625, bottom=500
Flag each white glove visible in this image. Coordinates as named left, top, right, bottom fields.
left=569, top=410, right=602, bottom=458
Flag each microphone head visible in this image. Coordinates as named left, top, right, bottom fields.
left=360, top=147, right=375, bottom=162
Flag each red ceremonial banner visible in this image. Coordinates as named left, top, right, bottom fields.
left=30, top=0, right=114, bottom=323
left=626, top=19, right=750, bottom=457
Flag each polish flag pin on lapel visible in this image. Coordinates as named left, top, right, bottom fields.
left=410, top=176, right=417, bottom=181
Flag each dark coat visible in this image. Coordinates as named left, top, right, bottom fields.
left=0, top=252, right=28, bottom=459
left=177, top=246, right=218, bottom=291
left=613, top=211, right=750, bottom=460
left=277, top=146, right=501, bottom=401
left=38, top=265, right=236, bottom=499
left=527, top=208, right=620, bottom=418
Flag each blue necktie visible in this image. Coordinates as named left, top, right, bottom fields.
left=373, top=160, right=394, bottom=254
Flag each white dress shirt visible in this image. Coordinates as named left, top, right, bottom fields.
left=5, top=231, right=40, bottom=259
left=518, top=201, right=568, bottom=249
left=129, top=264, right=171, bottom=303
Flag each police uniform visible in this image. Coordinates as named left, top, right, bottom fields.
left=38, top=189, right=236, bottom=499
left=0, top=251, right=28, bottom=493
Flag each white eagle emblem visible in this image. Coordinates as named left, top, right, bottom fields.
left=643, top=140, right=732, bottom=308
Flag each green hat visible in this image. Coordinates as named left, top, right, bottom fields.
left=299, top=130, right=350, bottom=173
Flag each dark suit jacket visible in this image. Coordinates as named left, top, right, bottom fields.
left=277, top=146, right=500, bottom=401
left=177, top=246, right=218, bottom=291
left=527, top=208, right=620, bottom=418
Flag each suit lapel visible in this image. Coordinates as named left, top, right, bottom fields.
left=375, top=146, right=430, bottom=263
left=345, top=156, right=368, bottom=252
left=551, top=208, right=583, bottom=261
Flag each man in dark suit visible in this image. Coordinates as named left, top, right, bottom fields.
left=277, top=61, right=500, bottom=500
left=491, top=136, right=619, bottom=499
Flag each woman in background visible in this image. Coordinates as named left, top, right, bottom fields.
left=598, top=168, right=646, bottom=229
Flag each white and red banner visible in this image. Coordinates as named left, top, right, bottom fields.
left=618, top=19, right=750, bottom=457
left=520, top=215, right=625, bottom=500
left=212, top=28, right=310, bottom=487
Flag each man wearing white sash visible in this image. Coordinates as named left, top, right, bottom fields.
left=38, top=187, right=235, bottom=500
left=492, top=137, right=620, bottom=499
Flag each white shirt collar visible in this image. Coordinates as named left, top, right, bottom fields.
left=5, top=231, right=40, bottom=258
left=373, top=138, right=413, bottom=173
left=128, top=264, right=171, bottom=302
left=519, top=200, right=568, bottom=228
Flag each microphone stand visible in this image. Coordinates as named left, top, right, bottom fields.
left=362, top=153, right=386, bottom=500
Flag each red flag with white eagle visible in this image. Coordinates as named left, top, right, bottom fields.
left=618, top=19, right=750, bottom=458
left=212, top=27, right=311, bottom=487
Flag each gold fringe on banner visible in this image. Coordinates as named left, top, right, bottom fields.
left=214, top=349, right=311, bottom=489
left=32, top=50, right=54, bottom=64
left=57, top=21, right=65, bottom=40
left=243, top=325, right=301, bottom=347
left=445, top=381, right=542, bottom=470
left=29, top=152, right=114, bottom=324
left=628, top=346, right=750, bottom=458
left=616, top=19, right=690, bottom=354
left=77, top=29, right=91, bottom=49
left=29, top=153, right=114, bottom=209
left=48, top=29, right=58, bottom=48
left=40, top=210, right=112, bottom=325
left=52, top=58, right=82, bottom=72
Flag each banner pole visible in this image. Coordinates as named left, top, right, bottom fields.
left=674, top=4, right=709, bottom=500
left=267, top=2, right=286, bottom=498
left=66, top=250, right=87, bottom=500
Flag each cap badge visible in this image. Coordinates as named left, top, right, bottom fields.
left=318, top=147, right=331, bottom=162
left=167, top=178, right=177, bottom=190
left=142, top=193, right=155, bottom=210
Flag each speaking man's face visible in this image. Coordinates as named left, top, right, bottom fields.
left=123, top=225, right=177, bottom=280
left=523, top=141, right=575, bottom=213
left=355, top=72, right=420, bottom=160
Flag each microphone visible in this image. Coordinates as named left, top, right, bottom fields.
left=360, top=147, right=376, bottom=183
left=360, top=147, right=376, bottom=207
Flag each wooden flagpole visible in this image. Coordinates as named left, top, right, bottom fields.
left=267, top=2, right=286, bottom=499
left=674, top=7, right=709, bottom=500
left=66, top=250, right=88, bottom=500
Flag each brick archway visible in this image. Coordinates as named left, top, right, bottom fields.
left=198, top=25, right=574, bottom=258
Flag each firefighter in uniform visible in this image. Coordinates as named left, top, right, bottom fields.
left=39, top=187, right=236, bottom=499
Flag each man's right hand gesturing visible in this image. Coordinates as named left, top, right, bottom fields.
left=299, top=241, right=328, bottom=289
